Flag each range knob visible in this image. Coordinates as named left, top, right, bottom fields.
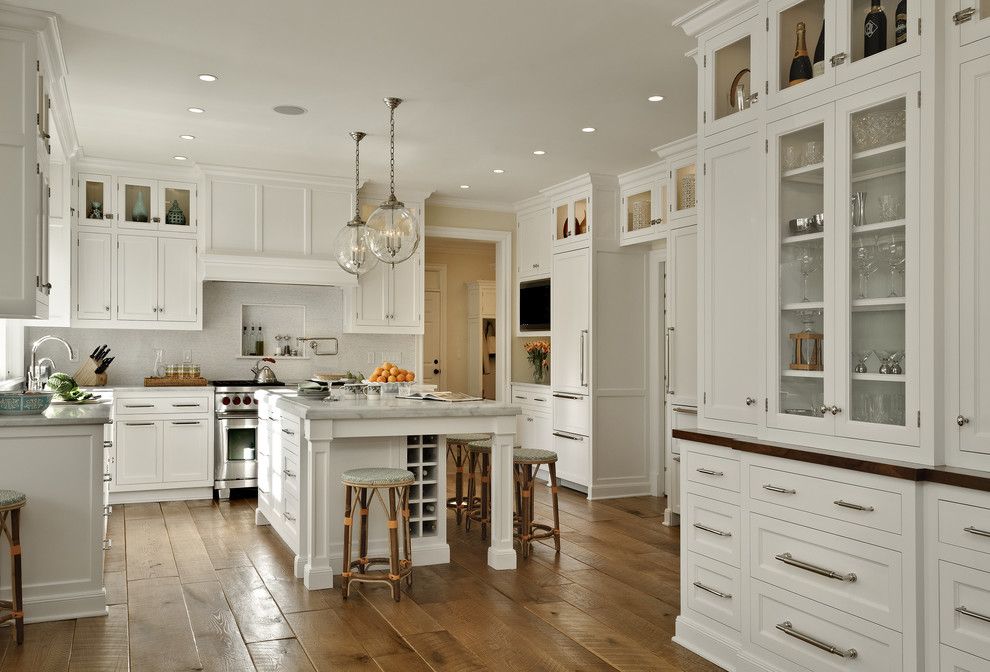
left=243, top=396, right=253, bottom=405
left=232, top=397, right=241, bottom=405
left=221, top=396, right=231, bottom=405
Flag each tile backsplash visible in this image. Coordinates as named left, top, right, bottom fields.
left=25, top=282, right=416, bottom=385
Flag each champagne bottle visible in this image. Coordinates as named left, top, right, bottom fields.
left=895, top=0, right=907, bottom=46
left=864, top=0, right=887, bottom=58
left=812, top=21, right=825, bottom=77
left=788, top=22, right=814, bottom=86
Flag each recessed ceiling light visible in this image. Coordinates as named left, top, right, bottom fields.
left=198, top=73, right=218, bottom=82
left=492, top=169, right=504, bottom=174
left=582, top=127, right=596, bottom=133
left=273, top=105, right=307, bottom=116
left=173, top=155, right=188, bottom=161
left=460, top=185, right=470, bottom=189
left=648, top=95, right=665, bottom=102
left=179, top=134, right=195, bottom=140
left=533, top=150, right=546, bottom=155
left=187, top=107, right=205, bottom=114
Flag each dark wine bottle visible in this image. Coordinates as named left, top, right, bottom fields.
left=864, top=0, right=887, bottom=58
left=788, top=22, right=814, bottom=86
left=812, top=21, right=825, bottom=77
left=895, top=0, right=907, bottom=46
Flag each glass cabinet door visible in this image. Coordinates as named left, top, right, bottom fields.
left=834, top=79, right=919, bottom=445
left=622, top=185, right=656, bottom=237
left=554, top=196, right=590, bottom=244
left=78, top=173, right=113, bottom=226
left=159, top=181, right=196, bottom=230
left=834, top=0, right=920, bottom=84
left=118, top=177, right=158, bottom=228
left=670, top=160, right=697, bottom=220
left=768, top=109, right=834, bottom=434
left=704, top=17, right=760, bottom=136
left=767, top=0, right=834, bottom=108
left=955, top=0, right=990, bottom=46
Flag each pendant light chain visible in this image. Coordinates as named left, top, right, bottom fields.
left=388, top=103, right=396, bottom=199
left=354, top=132, right=361, bottom=219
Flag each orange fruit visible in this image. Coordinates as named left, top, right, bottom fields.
left=396, top=374, right=406, bottom=382
left=406, top=372, right=415, bottom=382
left=387, top=375, right=397, bottom=383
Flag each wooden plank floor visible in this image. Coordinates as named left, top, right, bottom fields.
left=0, top=479, right=723, bottom=672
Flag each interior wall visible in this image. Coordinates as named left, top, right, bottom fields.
left=424, top=238, right=496, bottom=394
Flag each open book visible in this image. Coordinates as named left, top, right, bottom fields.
left=398, top=391, right=483, bottom=402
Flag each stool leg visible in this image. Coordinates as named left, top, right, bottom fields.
left=386, top=487, right=401, bottom=602
left=520, top=464, right=532, bottom=559
left=480, top=452, right=490, bottom=541
left=401, top=485, right=413, bottom=587
left=465, top=451, right=477, bottom=532
left=11, top=508, right=23, bottom=644
left=358, top=487, right=369, bottom=574
left=548, top=462, right=561, bottom=553
left=454, top=445, right=465, bottom=525
left=341, top=485, right=354, bottom=599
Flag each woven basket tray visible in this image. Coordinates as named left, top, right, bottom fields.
left=143, top=376, right=210, bottom=387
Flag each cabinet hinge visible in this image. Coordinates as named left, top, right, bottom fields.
left=765, top=80, right=769, bottom=95
left=703, top=110, right=707, bottom=123
left=703, top=392, right=707, bottom=404
left=35, top=163, right=39, bottom=174
left=703, top=54, right=707, bottom=67
left=35, top=275, right=40, bottom=288
left=702, top=163, right=706, bottom=175
left=35, top=60, right=39, bottom=72
left=917, top=410, right=921, bottom=427
left=765, top=139, right=769, bottom=153
left=766, top=17, right=769, bottom=31
left=917, top=90, right=921, bottom=108
left=918, top=17, right=922, bottom=35
left=765, top=398, right=769, bottom=412
left=36, top=112, right=40, bottom=127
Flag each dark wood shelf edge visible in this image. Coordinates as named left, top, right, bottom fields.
left=673, top=428, right=990, bottom=493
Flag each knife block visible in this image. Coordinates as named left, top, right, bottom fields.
left=72, top=359, right=108, bottom=387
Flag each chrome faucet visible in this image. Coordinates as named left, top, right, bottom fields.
left=28, top=335, right=76, bottom=391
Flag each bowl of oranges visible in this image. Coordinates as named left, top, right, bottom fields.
left=365, top=362, right=416, bottom=396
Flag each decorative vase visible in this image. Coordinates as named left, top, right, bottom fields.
left=89, top=201, right=102, bottom=219
left=165, top=200, right=187, bottom=225
left=131, top=191, right=148, bottom=222
left=531, top=361, right=545, bottom=383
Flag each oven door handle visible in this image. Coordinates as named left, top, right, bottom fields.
left=217, top=416, right=260, bottom=430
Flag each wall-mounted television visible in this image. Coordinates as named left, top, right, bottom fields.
left=519, top=279, right=550, bottom=332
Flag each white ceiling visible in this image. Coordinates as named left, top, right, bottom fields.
left=11, top=0, right=701, bottom=205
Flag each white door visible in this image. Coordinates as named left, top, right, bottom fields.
left=162, top=419, right=209, bottom=483
left=117, top=176, right=158, bottom=229
left=516, top=214, right=537, bottom=277
left=77, top=173, right=113, bottom=227
left=959, top=54, right=990, bottom=455
left=668, top=227, right=698, bottom=407
left=955, top=0, right=990, bottom=46
left=551, top=248, right=591, bottom=394
left=116, top=234, right=159, bottom=321
left=158, top=181, right=197, bottom=231
left=157, top=237, right=197, bottom=322
left=422, top=266, right=445, bottom=388
left=353, top=262, right=389, bottom=327
left=75, top=230, right=112, bottom=320
left=115, top=420, right=162, bottom=485
left=703, top=134, right=763, bottom=426
left=390, top=254, right=422, bottom=328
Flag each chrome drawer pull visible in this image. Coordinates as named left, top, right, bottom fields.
left=692, top=581, right=732, bottom=599
left=552, top=393, right=582, bottom=400
left=696, top=468, right=724, bottom=477
left=673, top=406, right=698, bottom=415
left=956, top=606, right=990, bottom=624
left=964, top=525, right=990, bottom=538
left=553, top=431, right=585, bottom=441
left=693, top=523, right=731, bottom=537
left=172, top=403, right=201, bottom=407
left=775, top=553, right=857, bottom=582
left=763, top=484, right=796, bottom=494
left=775, top=621, right=857, bottom=659
left=124, top=404, right=154, bottom=408
left=834, top=499, right=874, bottom=512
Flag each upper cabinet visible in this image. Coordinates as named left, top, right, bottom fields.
left=702, top=14, right=764, bottom=137
left=618, top=137, right=697, bottom=247
left=953, top=0, right=990, bottom=46
left=516, top=198, right=551, bottom=279
left=78, top=174, right=113, bottom=226
left=552, top=194, right=591, bottom=250
left=78, top=174, right=196, bottom=231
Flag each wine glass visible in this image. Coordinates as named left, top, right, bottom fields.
left=796, top=248, right=821, bottom=302
left=877, top=235, right=906, bottom=297
left=853, top=240, right=879, bottom=299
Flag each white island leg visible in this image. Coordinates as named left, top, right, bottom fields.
left=488, top=430, right=518, bottom=570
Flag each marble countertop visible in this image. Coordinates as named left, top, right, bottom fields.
left=0, top=401, right=112, bottom=427
left=265, top=391, right=521, bottom=420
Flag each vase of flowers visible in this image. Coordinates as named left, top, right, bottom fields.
left=524, top=339, right=550, bottom=383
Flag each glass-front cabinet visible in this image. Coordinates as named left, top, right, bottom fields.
left=767, top=75, right=919, bottom=448
left=620, top=180, right=666, bottom=245
left=552, top=194, right=590, bottom=247
left=78, top=173, right=113, bottom=226
left=670, top=158, right=698, bottom=221
left=953, top=0, right=990, bottom=46
left=118, top=176, right=158, bottom=228
left=704, top=16, right=762, bottom=136
left=159, top=182, right=197, bottom=230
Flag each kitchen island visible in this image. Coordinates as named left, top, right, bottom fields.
left=255, top=391, right=520, bottom=590
left=0, top=402, right=111, bottom=623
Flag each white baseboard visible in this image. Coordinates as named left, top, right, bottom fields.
left=736, top=651, right=782, bottom=672
left=674, top=615, right=740, bottom=672
left=663, top=509, right=680, bottom=527
left=109, top=486, right=213, bottom=504
left=587, top=478, right=653, bottom=500
left=3, top=588, right=108, bottom=624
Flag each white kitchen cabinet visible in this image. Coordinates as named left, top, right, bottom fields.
left=389, top=251, right=422, bottom=329
left=702, top=133, right=763, bottom=430
left=116, top=234, right=158, bottom=321
left=117, top=176, right=159, bottom=229
left=345, top=254, right=423, bottom=333
left=158, top=180, right=196, bottom=231
left=115, top=420, right=162, bottom=486
left=516, top=202, right=551, bottom=279
left=551, top=247, right=590, bottom=395
left=163, top=419, right=210, bottom=483
left=620, top=174, right=666, bottom=246
left=77, top=173, right=113, bottom=227
left=553, top=430, right=590, bottom=487
left=701, top=14, right=762, bottom=138
left=512, top=384, right=552, bottom=460
left=552, top=193, right=591, bottom=251
left=618, top=138, right=698, bottom=247
left=158, top=237, right=198, bottom=323
left=668, top=227, right=698, bottom=407
left=75, top=230, right=112, bottom=320
left=953, top=0, right=990, bottom=46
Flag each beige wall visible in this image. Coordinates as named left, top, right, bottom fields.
left=424, top=238, right=496, bottom=394
left=425, top=204, right=515, bottom=232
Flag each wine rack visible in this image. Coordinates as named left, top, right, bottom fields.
left=405, top=435, right=441, bottom=539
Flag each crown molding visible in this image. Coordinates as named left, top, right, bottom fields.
left=427, top=196, right=515, bottom=213
left=651, top=133, right=698, bottom=160
left=513, top=193, right=548, bottom=215
left=673, top=0, right=757, bottom=38
left=539, top=172, right=619, bottom=198
left=76, top=156, right=200, bottom=181
left=197, top=163, right=355, bottom=191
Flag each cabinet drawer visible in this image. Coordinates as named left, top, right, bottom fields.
left=511, top=387, right=551, bottom=410
left=686, top=551, right=740, bottom=631
left=940, top=644, right=990, bottom=671
left=940, top=560, right=990, bottom=660
left=258, top=452, right=271, bottom=495
left=279, top=413, right=301, bottom=437
left=751, top=580, right=903, bottom=672
left=939, top=499, right=990, bottom=558
left=685, top=493, right=740, bottom=567
left=115, top=397, right=209, bottom=415
left=749, top=464, right=902, bottom=535
left=686, top=450, right=740, bottom=493
left=552, top=392, right=589, bottom=435
left=750, top=513, right=902, bottom=630
left=115, top=399, right=162, bottom=414
left=283, top=492, right=300, bottom=544
left=283, top=451, right=300, bottom=500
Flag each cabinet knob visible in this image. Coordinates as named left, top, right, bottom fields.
left=830, top=52, right=847, bottom=66
left=745, top=397, right=756, bottom=406
left=957, top=415, right=971, bottom=427
left=830, top=405, right=842, bottom=416
left=104, top=305, right=110, bottom=312
left=104, top=213, right=113, bottom=219
left=152, top=216, right=161, bottom=223
left=819, top=405, right=829, bottom=416
left=42, top=282, right=52, bottom=291
left=153, top=307, right=158, bottom=312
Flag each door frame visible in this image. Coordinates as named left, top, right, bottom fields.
left=422, top=226, right=512, bottom=402
left=648, top=248, right=668, bottom=497
left=423, top=263, right=448, bottom=391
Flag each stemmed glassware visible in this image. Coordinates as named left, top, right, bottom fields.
left=877, top=234, right=906, bottom=297
left=853, top=351, right=872, bottom=373
left=853, top=239, right=879, bottom=299
left=796, top=247, right=821, bottom=302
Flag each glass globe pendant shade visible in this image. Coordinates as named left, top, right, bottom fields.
left=367, top=195, right=420, bottom=265
left=332, top=216, right=378, bottom=276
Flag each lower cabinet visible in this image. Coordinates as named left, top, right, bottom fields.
left=553, top=430, right=590, bottom=488
left=256, top=401, right=301, bottom=553
left=163, top=419, right=210, bottom=482
left=115, top=420, right=162, bottom=486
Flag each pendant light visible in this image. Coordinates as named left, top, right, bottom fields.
left=332, top=131, right=378, bottom=276
left=366, top=97, right=420, bottom=266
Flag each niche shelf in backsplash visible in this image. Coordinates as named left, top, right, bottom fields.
left=240, top=303, right=309, bottom=358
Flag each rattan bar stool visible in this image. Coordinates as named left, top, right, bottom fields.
left=513, top=448, right=560, bottom=559
left=445, top=433, right=489, bottom=525
left=340, top=468, right=414, bottom=602
left=464, top=439, right=492, bottom=539
left=0, top=489, right=26, bottom=644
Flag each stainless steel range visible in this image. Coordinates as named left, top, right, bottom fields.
left=213, top=380, right=288, bottom=499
